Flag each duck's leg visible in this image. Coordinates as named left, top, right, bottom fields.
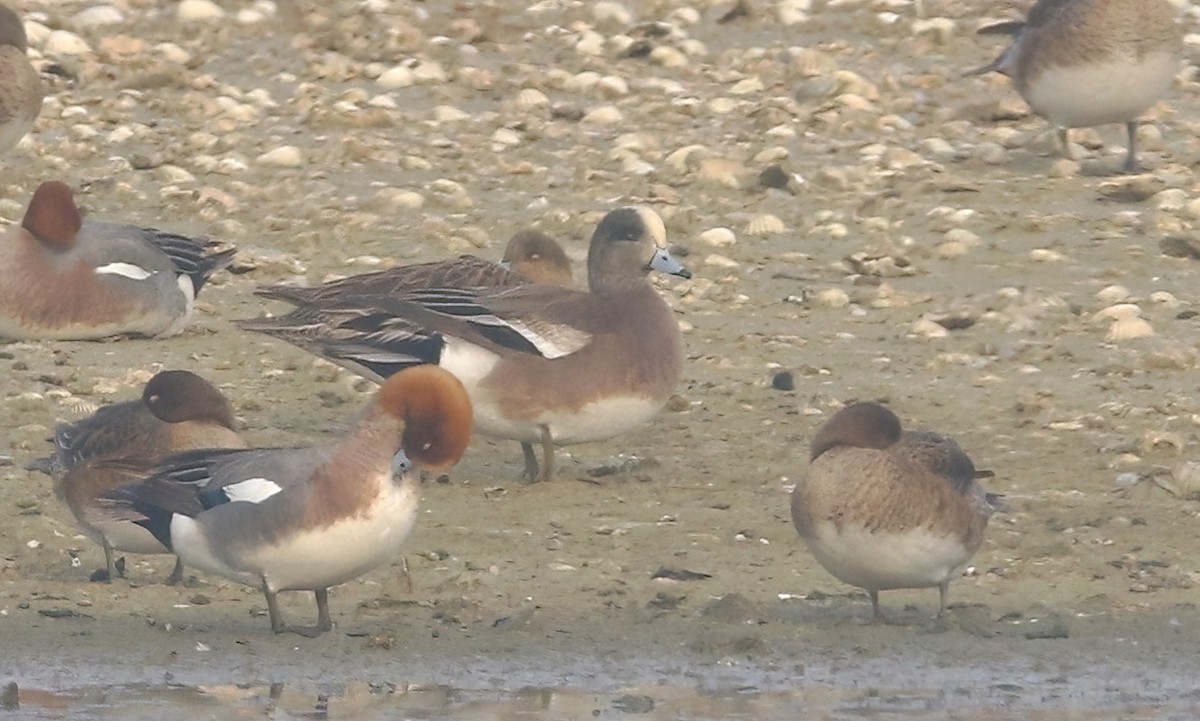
left=266, top=583, right=333, bottom=637
left=263, top=579, right=288, bottom=633
left=538, top=427, right=555, bottom=482
left=1122, top=120, right=1139, bottom=174
left=102, top=541, right=118, bottom=582
left=165, top=557, right=185, bottom=586
left=869, top=590, right=887, bottom=624
left=1057, top=126, right=1071, bottom=159
left=519, top=442, right=540, bottom=483
left=937, top=580, right=950, bottom=617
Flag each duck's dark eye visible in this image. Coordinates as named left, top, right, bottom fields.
left=595, top=208, right=643, bottom=242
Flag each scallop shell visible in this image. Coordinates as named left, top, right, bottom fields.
left=697, top=227, right=737, bottom=247
left=1092, top=303, right=1142, bottom=323
left=580, top=105, right=623, bottom=125
left=1170, top=461, right=1200, bottom=500
left=814, top=288, right=850, bottom=309
left=745, top=214, right=786, bottom=237
left=516, top=88, right=549, bottom=110
left=1094, top=285, right=1131, bottom=304
left=1106, top=317, right=1154, bottom=341
left=62, top=397, right=100, bottom=416
left=911, top=317, right=948, bottom=339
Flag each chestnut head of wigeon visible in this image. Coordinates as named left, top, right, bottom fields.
left=377, top=365, right=473, bottom=472
left=21, top=181, right=83, bottom=253
left=142, top=370, right=237, bottom=430
left=809, top=401, right=902, bottom=461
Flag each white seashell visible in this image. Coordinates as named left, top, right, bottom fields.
left=255, top=146, right=303, bottom=168
left=592, top=1, right=634, bottom=26
left=730, top=77, right=764, bottom=95
left=564, top=71, right=601, bottom=93
left=697, top=227, right=736, bottom=247
left=936, top=241, right=969, bottom=259
left=650, top=46, right=688, bottom=68
left=596, top=76, right=629, bottom=97
left=704, top=254, right=740, bottom=268
left=1095, top=285, right=1131, bottom=305
left=745, top=214, right=786, bottom=237
left=778, top=0, right=812, bottom=25
left=377, top=66, right=415, bottom=90
left=44, top=30, right=92, bottom=55
left=434, top=105, right=470, bottom=122
left=1155, top=188, right=1187, bottom=213
left=911, top=318, right=948, bottom=339
left=74, top=6, right=124, bottom=28
left=516, top=88, right=550, bottom=110
left=580, top=105, right=623, bottom=125
left=575, top=31, right=605, bottom=56
left=943, top=228, right=980, bottom=247
left=1092, top=303, right=1142, bottom=322
left=1150, top=291, right=1180, bottom=308
left=815, top=288, right=850, bottom=309
left=1107, top=317, right=1154, bottom=341
left=492, top=127, right=522, bottom=147
left=412, top=62, right=447, bottom=84
left=62, top=397, right=100, bottom=416
left=177, top=0, right=225, bottom=22
left=373, top=188, right=425, bottom=210
left=1029, top=248, right=1065, bottom=262
left=665, top=145, right=707, bottom=173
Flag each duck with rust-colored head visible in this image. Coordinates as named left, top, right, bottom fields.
left=103, top=365, right=473, bottom=637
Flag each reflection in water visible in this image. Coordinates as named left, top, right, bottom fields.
left=4, top=681, right=1197, bottom=721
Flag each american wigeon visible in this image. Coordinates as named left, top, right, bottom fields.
left=31, top=370, right=244, bottom=583
left=0, top=2, right=41, bottom=154
left=102, top=365, right=473, bottom=637
left=791, top=402, right=999, bottom=622
left=241, top=207, right=688, bottom=482
left=967, top=0, right=1180, bottom=172
left=0, top=181, right=236, bottom=340
left=249, top=229, right=571, bottom=310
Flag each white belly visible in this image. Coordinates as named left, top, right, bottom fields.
left=1024, top=52, right=1177, bottom=128
left=473, top=394, right=666, bottom=445
left=173, top=482, right=420, bottom=592
left=92, top=519, right=170, bottom=556
left=804, top=522, right=973, bottom=592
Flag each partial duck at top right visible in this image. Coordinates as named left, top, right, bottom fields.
left=967, top=0, right=1182, bottom=174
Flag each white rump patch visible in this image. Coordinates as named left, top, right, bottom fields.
left=94, top=262, right=154, bottom=281
left=223, top=477, right=284, bottom=504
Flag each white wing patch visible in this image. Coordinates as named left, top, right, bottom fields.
left=223, top=477, right=284, bottom=504
left=503, top=318, right=591, bottom=359
left=94, top=262, right=154, bottom=280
